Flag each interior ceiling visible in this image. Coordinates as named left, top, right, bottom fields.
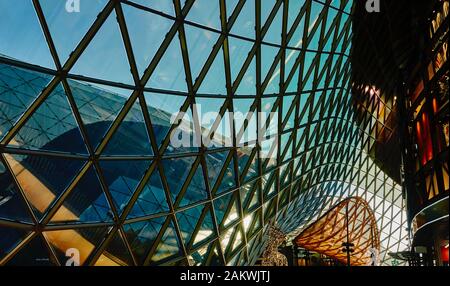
left=0, top=0, right=411, bottom=266
left=294, top=197, right=380, bottom=266
left=351, top=0, right=435, bottom=183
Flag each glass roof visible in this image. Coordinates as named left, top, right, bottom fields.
left=0, top=0, right=407, bottom=266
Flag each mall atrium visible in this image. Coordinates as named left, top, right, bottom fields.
left=0, top=0, right=448, bottom=266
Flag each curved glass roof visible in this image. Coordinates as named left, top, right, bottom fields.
left=0, top=0, right=407, bottom=266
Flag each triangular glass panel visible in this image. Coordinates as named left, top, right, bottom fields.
left=70, top=10, right=134, bottom=85
left=239, top=181, right=257, bottom=210
left=233, top=98, right=257, bottom=144
left=217, top=156, right=236, bottom=194
left=191, top=208, right=215, bottom=249
left=303, top=60, right=317, bottom=91
left=197, top=47, right=227, bottom=95
left=263, top=199, right=276, bottom=222
left=164, top=107, right=199, bottom=154
left=261, top=138, right=278, bottom=171
left=0, top=159, right=33, bottom=223
left=123, top=216, right=166, bottom=265
left=99, top=160, right=150, bottom=214
left=0, top=1, right=55, bottom=68
left=6, top=234, right=54, bottom=266
left=344, top=35, right=351, bottom=56
left=264, top=62, right=280, bottom=94
left=261, top=0, right=277, bottom=28
left=248, top=211, right=262, bottom=237
left=298, top=94, right=310, bottom=125
left=282, top=95, right=296, bottom=130
left=67, top=79, right=133, bottom=150
left=102, top=97, right=153, bottom=156
left=288, top=11, right=305, bottom=47
left=324, top=16, right=338, bottom=53
left=4, top=153, right=85, bottom=219
left=186, top=0, right=221, bottom=30
left=335, top=23, right=347, bottom=50
left=242, top=211, right=255, bottom=234
left=237, top=147, right=255, bottom=179
left=238, top=249, right=247, bottom=266
left=244, top=153, right=259, bottom=183
left=176, top=204, right=215, bottom=250
left=188, top=240, right=223, bottom=266
left=303, top=50, right=316, bottom=79
left=0, top=227, right=31, bottom=262
left=127, top=168, right=169, bottom=219
left=178, top=162, right=208, bottom=208
left=261, top=96, right=278, bottom=137
left=0, top=64, right=53, bottom=142
left=144, top=92, right=187, bottom=148
left=306, top=12, right=323, bottom=50
left=229, top=0, right=255, bottom=38
left=149, top=218, right=183, bottom=264
left=225, top=0, right=239, bottom=20
left=220, top=225, right=243, bottom=258
left=284, top=49, right=299, bottom=79
left=222, top=196, right=240, bottom=227
left=287, top=0, right=304, bottom=32
left=213, top=192, right=231, bottom=227
left=194, top=97, right=228, bottom=148
left=310, top=0, right=324, bottom=23
left=44, top=226, right=110, bottom=266
left=325, top=4, right=338, bottom=32
left=261, top=45, right=279, bottom=87
left=162, top=156, right=196, bottom=203
left=228, top=227, right=244, bottom=253
left=123, top=4, right=174, bottom=77
left=234, top=57, right=256, bottom=96
left=228, top=36, right=253, bottom=82
left=39, top=0, right=108, bottom=64
left=263, top=2, right=282, bottom=45
left=95, top=231, right=134, bottom=266
left=50, top=166, right=113, bottom=224
left=184, top=25, right=220, bottom=82
left=239, top=181, right=256, bottom=210
left=286, top=62, right=300, bottom=92
left=205, top=151, right=231, bottom=192
left=176, top=204, right=204, bottom=247
left=9, top=82, right=88, bottom=154
left=344, top=0, right=353, bottom=14
left=146, top=33, right=187, bottom=92
left=206, top=108, right=233, bottom=149
left=318, top=55, right=330, bottom=89
left=213, top=192, right=239, bottom=228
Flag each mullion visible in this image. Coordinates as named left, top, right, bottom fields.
left=31, top=0, right=62, bottom=70
left=85, top=226, right=118, bottom=266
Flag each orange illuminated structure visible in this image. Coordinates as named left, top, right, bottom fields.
left=294, top=197, right=380, bottom=266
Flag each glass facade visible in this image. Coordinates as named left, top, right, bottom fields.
left=0, top=0, right=408, bottom=266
